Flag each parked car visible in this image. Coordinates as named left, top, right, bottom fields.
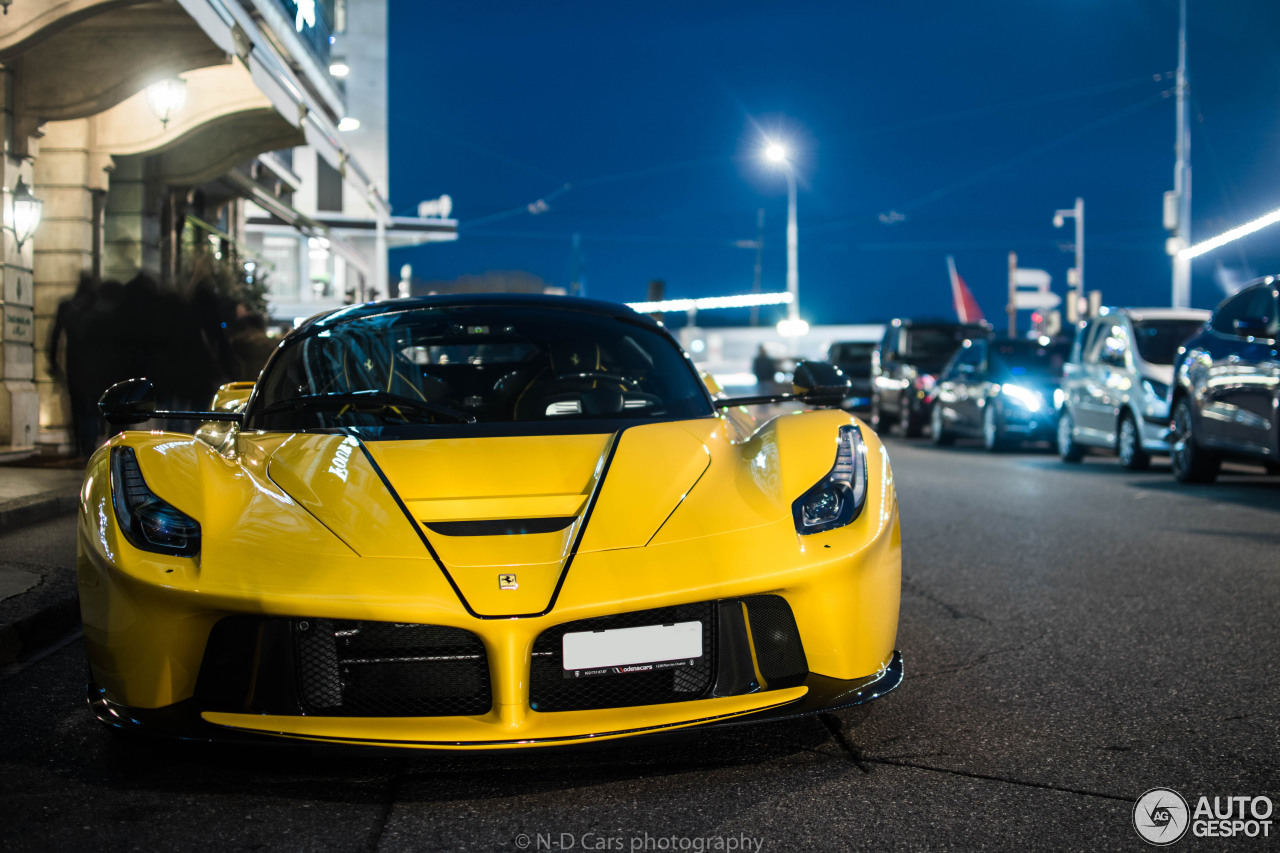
left=82, top=294, right=903, bottom=749
left=827, top=340, right=876, bottom=409
left=1167, top=278, right=1280, bottom=483
left=1057, top=307, right=1210, bottom=469
left=931, top=336, right=1071, bottom=451
left=871, top=319, right=990, bottom=437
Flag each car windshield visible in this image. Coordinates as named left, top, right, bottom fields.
left=1131, top=319, right=1204, bottom=365
left=904, top=326, right=986, bottom=371
left=830, top=342, right=875, bottom=377
left=990, top=340, right=1071, bottom=380
left=248, top=304, right=713, bottom=434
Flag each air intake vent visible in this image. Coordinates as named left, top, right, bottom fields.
left=743, top=595, right=808, bottom=688
left=424, top=517, right=576, bottom=536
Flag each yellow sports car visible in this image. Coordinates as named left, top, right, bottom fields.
left=81, top=295, right=901, bottom=750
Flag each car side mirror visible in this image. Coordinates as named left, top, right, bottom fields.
left=1233, top=317, right=1270, bottom=338
left=792, top=360, right=850, bottom=406
left=99, top=378, right=156, bottom=425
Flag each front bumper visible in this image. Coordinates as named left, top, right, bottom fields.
left=88, top=651, right=903, bottom=750
left=1001, top=408, right=1057, bottom=441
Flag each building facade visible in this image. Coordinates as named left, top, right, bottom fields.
left=0, top=0, right=455, bottom=456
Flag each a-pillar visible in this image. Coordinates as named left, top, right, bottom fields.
left=0, top=67, right=39, bottom=455
left=32, top=118, right=111, bottom=453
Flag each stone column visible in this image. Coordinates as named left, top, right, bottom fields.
left=0, top=67, right=39, bottom=455
left=32, top=118, right=111, bottom=453
left=102, top=154, right=161, bottom=284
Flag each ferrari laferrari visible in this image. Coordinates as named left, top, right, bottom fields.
left=80, top=295, right=902, bottom=750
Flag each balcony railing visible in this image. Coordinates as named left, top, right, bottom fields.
left=272, top=0, right=335, bottom=65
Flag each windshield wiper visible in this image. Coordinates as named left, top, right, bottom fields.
left=261, top=390, right=476, bottom=424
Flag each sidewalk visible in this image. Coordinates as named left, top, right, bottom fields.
left=0, top=462, right=84, bottom=664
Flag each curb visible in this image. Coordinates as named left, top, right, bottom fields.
left=0, top=564, right=80, bottom=666
left=0, top=494, right=79, bottom=536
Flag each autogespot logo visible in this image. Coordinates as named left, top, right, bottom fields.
left=1134, top=788, right=1190, bottom=846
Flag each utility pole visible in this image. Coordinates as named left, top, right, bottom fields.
left=1170, top=0, right=1192, bottom=308
left=1007, top=252, right=1017, bottom=337
left=569, top=232, right=586, bottom=296
left=1054, top=198, right=1085, bottom=322
left=750, top=207, right=764, bottom=326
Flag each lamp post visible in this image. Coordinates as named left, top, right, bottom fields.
left=765, top=143, right=806, bottom=337
left=1054, top=197, right=1084, bottom=323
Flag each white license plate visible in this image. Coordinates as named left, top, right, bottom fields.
left=562, top=621, right=703, bottom=674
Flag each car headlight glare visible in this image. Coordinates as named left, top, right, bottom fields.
left=999, top=383, right=1042, bottom=412
left=792, top=425, right=868, bottom=535
left=111, top=446, right=201, bottom=557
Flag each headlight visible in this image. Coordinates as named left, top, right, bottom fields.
left=1053, top=387, right=1065, bottom=410
left=111, top=447, right=201, bottom=557
left=792, top=425, right=868, bottom=535
left=999, top=383, right=1042, bottom=412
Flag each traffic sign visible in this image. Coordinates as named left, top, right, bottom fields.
left=1012, top=291, right=1062, bottom=310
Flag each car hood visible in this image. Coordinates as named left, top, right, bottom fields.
left=264, top=425, right=710, bottom=615
left=1141, top=364, right=1175, bottom=387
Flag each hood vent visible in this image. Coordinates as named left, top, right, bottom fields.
left=424, top=517, right=576, bottom=537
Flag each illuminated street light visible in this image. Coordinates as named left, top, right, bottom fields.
left=329, top=62, right=350, bottom=78
left=776, top=318, right=810, bottom=338
left=1177, top=205, right=1280, bottom=261
left=6, top=178, right=42, bottom=251
left=763, top=140, right=800, bottom=327
left=337, top=116, right=361, bottom=132
left=627, top=291, right=792, bottom=314
left=146, top=76, right=187, bottom=128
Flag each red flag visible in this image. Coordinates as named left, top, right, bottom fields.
left=947, top=255, right=984, bottom=324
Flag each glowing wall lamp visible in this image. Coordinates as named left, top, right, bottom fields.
left=7, top=178, right=43, bottom=251
left=146, top=77, right=187, bottom=128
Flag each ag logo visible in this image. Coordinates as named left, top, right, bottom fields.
left=1134, top=788, right=1190, bottom=845
left=498, top=573, right=518, bottom=590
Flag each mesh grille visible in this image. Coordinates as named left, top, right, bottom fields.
left=529, top=602, right=716, bottom=712
left=294, top=619, right=491, bottom=717
left=743, top=595, right=808, bottom=687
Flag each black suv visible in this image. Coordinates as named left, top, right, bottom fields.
left=827, top=340, right=876, bottom=409
left=1169, top=277, right=1280, bottom=483
left=871, top=319, right=990, bottom=436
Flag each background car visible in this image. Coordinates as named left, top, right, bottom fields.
left=1168, top=278, right=1280, bottom=483
left=81, top=295, right=903, bottom=750
left=826, top=340, right=876, bottom=410
left=871, top=319, right=991, bottom=437
left=931, top=336, right=1071, bottom=451
left=1057, top=307, right=1210, bottom=469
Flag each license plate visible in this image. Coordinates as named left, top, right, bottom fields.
left=562, top=621, right=702, bottom=678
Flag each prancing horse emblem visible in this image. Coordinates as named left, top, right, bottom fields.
left=498, top=574, right=518, bottom=590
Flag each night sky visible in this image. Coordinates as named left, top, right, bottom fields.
left=388, top=1, right=1280, bottom=327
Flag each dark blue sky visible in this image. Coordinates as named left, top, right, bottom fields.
left=388, top=1, right=1280, bottom=326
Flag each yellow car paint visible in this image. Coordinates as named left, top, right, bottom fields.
left=79, top=398, right=900, bottom=746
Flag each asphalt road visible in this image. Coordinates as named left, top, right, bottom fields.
left=2, top=438, right=1277, bottom=851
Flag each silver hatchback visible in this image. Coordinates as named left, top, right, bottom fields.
left=1057, top=307, right=1210, bottom=469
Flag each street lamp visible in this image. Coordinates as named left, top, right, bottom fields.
left=7, top=178, right=43, bottom=251
left=1053, top=197, right=1084, bottom=323
left=146, top=76, right=187, bottom=128
left=764, top=141, right=801, bottom=336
